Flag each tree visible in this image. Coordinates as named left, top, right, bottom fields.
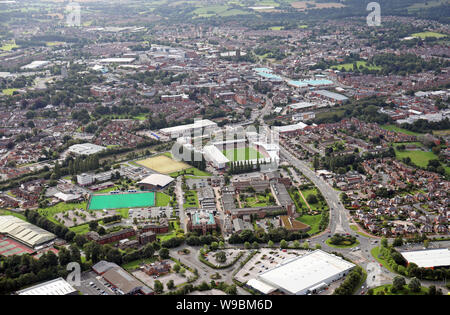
left=154, top=280, right=164, bottom=294
left=393, top=237, right=403, bottom=247
left=268, top=240, right=274, bottom=248
left=392, top=276, right=406, bottom=293
left=244, top=241, right=251, bottom=249
left=159, top=248, right=170, bottom=259
left=428, top=285, right=436, bottom=295
left=167, top=280, right=175, bottom=290
left=280, top=239, right=288, bottom=249
left=408, top=277, right=421, bottom=293
left=381, top=237, right=388, bottom=248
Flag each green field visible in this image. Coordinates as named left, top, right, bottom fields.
left=395, top=149, right=438, bottom=168
left=183, top=190, right=199, bottom=209
left=296, top=214, right=322, bottom=235
left=380, top=124, right=423, bottom=136
left=222, top=147, right=264, bottom=161
left=0, top=43, right=19, bottom=51
left=169, top=167, right=211, bottom=177
left=38, top=202, right=87, bottom=223
left=88, top=192, right=155, bottom=210
left=2, top=89, right=18, bottom=96
left=411, top=31, right=448, bottom=39
left=156, top=192, right=171, bottom=207
left=331, top=61, right=381, bottom=72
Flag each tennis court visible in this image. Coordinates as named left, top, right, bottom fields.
left=0, top=237, right=34, bottom=257
left=88, top=192, right=156, bottom=210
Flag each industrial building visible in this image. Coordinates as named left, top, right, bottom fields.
left=311, top=90, right=349, bottom=104
left=0, top=215, right=56, bottom=249
left=160, top=119, right=217, bottom=139
left=16, top=278, right=78, bottom=295
left=248, top=250, right=355, bottom=295
left=137, top=173, right=174, bottom=190
left=92, top=261, right=153, bottom=295
left=400, top=248, right=450, bottom=268
left=68, top=143, right=106, bottom=156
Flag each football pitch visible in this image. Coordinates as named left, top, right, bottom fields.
left=222, top=147, right=264, bottom=161
left=88, top=192, right=155, bottom=210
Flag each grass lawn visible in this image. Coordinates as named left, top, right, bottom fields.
left=411, top=31, right=447, bottom=39
left=380, top=124, right=423, bottom=136
left=0, top=43, right=19, bottom=51
left=0, top=209, right=26, bottom=221
left=183, top=190, right=199, bottom=208
left=372, top=284, right=429, bottom=295
left=38, top=202, right=87, bottom=223
left=349, top=224, right=375, bottom=238
left=222, top=147, right=263, bottom=161
left=395, top=149, right=438, bottom=168
left=243, top=193, right=275, bottom=207
left=301, top=188, right=328, bottom=212
left=296, top=214, right=322, bottom=235
left=371, top=246, right=396, bottom=274
left=156, top=192, right=171, bottom=207
left=170, top=167, right=211, bottom=177
left=2, top=88, right=18, bottom=96
left=331, top=61, right=381, bottom=71
left=122, top=257, right=158, bottom=271
left=115, top=208, right=130, bottom=219
left=70, top=224, right=90, bottom=235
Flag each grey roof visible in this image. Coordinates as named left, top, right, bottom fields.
left=0, top=216, right=56, bottom=248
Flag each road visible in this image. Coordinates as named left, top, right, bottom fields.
left=170, top=246, right=251, bottom=295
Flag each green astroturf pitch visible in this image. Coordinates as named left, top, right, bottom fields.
left=88, top=192, right=155, bottom=210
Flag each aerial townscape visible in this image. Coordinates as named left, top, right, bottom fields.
left=0, top=0, right=449, bottom=300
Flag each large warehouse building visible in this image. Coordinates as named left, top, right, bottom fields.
left=400, top=248, right=450, bottom=268
left=160, top=119, right=217, bottom=139
left=16, top=278, right=77, bottom=295
left=248, top=250, right=355, bottom=295
left=0, top=215, right=56, bottom=249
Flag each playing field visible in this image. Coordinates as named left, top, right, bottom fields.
left=222, top=147, right=264, bottom=161
left=88, top=192, right=155, bottom=210
left=136, top=155, right=191, bottom=174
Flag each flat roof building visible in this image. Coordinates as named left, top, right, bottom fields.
left=400, top=249, right=450, bottom=268
left=16, top=278, right=77, bottom=295
left=250, top=250, right=355, bottom=295
left=68, top=143, right=106, bottom=156
left=160, top=119, right=217, bottom=139
left=137, top=174, right=174, bottom=190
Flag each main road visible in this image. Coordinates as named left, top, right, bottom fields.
left=279, top=145, right=353, bottom=236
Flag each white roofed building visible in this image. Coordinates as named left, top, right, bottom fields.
left=400, top=249, right=450, bottom=268
left=249, top=250, right=355, bottom=295
left=16, top=278, right=78, bottom=295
